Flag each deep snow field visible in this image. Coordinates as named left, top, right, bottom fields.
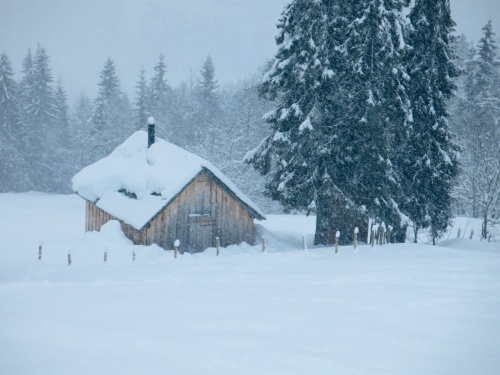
left=1, top=192, right=499, bottom=375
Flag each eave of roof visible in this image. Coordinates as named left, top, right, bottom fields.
left=80, top=168, right=265, bottom=231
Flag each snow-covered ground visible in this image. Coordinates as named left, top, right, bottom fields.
left=411, top=215, right=500, bottom=244
left=1, top=193, right=499, bottom=375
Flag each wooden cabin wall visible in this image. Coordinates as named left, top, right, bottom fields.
left=85, top=172, right=258, bottom=253
left=85, top=201, right=115, bottom=232
left=145, top=172, right=256, bottom=252
left=85, top=201, right=142, bottom=244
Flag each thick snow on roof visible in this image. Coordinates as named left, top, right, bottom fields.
left=72, top=131, right=265, bottom=230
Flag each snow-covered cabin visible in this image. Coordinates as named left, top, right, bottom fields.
left=72, top=125, right=265, bottom=253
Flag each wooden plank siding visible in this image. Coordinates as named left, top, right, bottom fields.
left=84, top=171, right=259, bottom=253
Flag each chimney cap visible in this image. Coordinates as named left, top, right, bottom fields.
left=148, top=116, right=155, bottom=125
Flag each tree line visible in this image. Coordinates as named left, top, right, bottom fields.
left=450, top=22, right=500, bottom=241
left=0, top=47, right=281, bottom=213
left=1, top=0, right=498, bottom=244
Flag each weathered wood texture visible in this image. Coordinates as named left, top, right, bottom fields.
left=85, top=171, right=258, bottom=253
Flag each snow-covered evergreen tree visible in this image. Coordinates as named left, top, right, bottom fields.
left=70, top=93, right=94, bottom=169
left=247, top=0, right=361, bottom=245
left=169, top=80, right=196, bottom=147
left=90, top=58, right=132, bottom=160
left=17, top=49, right=35, bottom=136
left=17, top=45, right=61, bottom=191
left=32, top=45, right=57, bottom=125
left=0, top=52, right=24, bottom=191
left=51, top=80, right=73, bottom=192
left=478, top=21, right=498, bottom=63
left=147, top=54, right=172, bottom=138
left=342, top=0, right=412, bottom=242
left=249, top=0, right=413, bottom=244
left=15, top=49, right=38, bottom=190
left=198, top=56, right=219, bottom=108
left=401, top=0, right=460, bottom=243
left=92, top=58, right=120, bottom=129
left=55, top=82, right=70, bottom=132
left=9, top=45, right=76, bottom=192
left=134, top=67, right=148, bottom=131
left=193, top=55, right=222, bottom=157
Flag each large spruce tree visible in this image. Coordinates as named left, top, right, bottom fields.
left=249, top=0, right=412, bottom=244
left=247, top=0, right=357, bottom=245
left=342, top=0, right=412, bottom=241
left=402, top=0, right=460, bottom=243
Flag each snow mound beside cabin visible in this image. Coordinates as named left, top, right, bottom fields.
left=72, top=131, right=265, bottom=230
left=84, top=220, right=133, bottom=245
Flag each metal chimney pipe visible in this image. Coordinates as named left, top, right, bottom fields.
left=148, top=116, right=155, bottom=148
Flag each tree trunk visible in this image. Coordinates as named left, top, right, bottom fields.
left=314, top=196, right=337, bottom=245
left=392, top=223, right=407, bottom=243
left=313, top=194, right=367, bottom=246
left=472, top=181, right=478, bottom=218
left=482, top=213, right=488, bottom=240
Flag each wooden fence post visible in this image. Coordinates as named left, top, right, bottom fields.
left=174, top=239, right=180, bottom=259
left=68, top=253, right=72, bottom=266
left=335, top=231, right=340, bottom=254
left=262, top=236, right=266, bottom=253
left=457, top=228, right=461, bottom=238
left=104, top=251, right=107, bottom=263
left=354, top=227, right=358, bottom=250
left=38, top=244, right=42, bottom=260
left=469, top=228, right=474, bottom=239
left=302, top=235, right=307, bottom=251
left=132, top=251, right=136, bottom=262
left=216, top=237, right=220, bottom=256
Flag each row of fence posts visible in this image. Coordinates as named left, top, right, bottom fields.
left=455, top=227, right=492, bottom=242
left=37, top=238, right=185, bottom=264
left=38, top=244, right=137, bottom=265
left=258, top=225, right=382, bottom=254
left=369, top=224, right=393, bottom=247
left=38, top=224, right=395, bottom=265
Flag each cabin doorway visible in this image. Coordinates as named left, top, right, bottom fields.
left=188, top=214, right=214, bottom=252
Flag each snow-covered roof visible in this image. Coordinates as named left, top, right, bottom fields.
left=72, top=131, right=265, bottom=230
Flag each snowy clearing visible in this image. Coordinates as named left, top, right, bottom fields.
left=0, top=193, right=499, bottom=375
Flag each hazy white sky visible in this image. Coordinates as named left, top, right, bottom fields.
left=1, top=0, right=499, bottom=103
